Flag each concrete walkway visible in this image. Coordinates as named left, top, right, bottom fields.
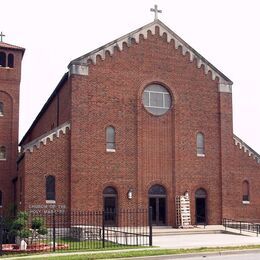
left=153, top=233, right=260, bottom=249
left=152, top=225, right=260, bottom=248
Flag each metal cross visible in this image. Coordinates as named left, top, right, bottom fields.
left=150, top=4, right=162, bottom=20
left=0, top=32, right=5, bottom=42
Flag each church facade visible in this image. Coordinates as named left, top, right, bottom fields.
left=1, top=19, right=260, bottom=226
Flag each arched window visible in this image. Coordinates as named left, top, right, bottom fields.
left=242, top=180, right=250, bottom=202
left=8, top=54, right=14, bottom=68
left=196, top=132, right=205, bottom=156
left=46, top=175, right=55, bottom=201
left=106, top=126, right=115, bottom=151
left=0, top=146, right=6, bottom=160
left=148, top=185, right=166, bottom=196
left=0, top=102, right=3, bottom=116
left=195, top=188, right=207, bottom=198
left=0, top=52, right=6, bottom=67
left=0, top=190, right=2, bottom=207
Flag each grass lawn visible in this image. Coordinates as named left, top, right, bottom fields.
left=2, top=245, right=260, bottom=259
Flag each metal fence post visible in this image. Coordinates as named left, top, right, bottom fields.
left=102, top=210, right=105, bottom=248
left=149, top=207, right=152, bottom=246
left=53, top=212, right=56, bottom=252
left=240, top=221, right=242, bottom=234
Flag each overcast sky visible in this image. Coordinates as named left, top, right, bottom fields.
left=1, top=0, right=260, bottom=152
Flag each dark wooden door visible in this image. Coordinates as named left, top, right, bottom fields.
left=196, top=197, right=206, bottom=224
left=149, top=197, right=166, bottom=225
left=104, top=196, right=117, bottom=226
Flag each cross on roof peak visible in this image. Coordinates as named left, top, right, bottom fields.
left=0, top=32, right=5, bottom=42
left=150, top=4, right=162, bottom=20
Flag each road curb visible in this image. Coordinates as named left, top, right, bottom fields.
left=116, top=248, right=260, bottom=259
left=3, top=247, right=260, bottom=259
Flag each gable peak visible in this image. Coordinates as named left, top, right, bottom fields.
left=68, top=19, right=232, bottom=91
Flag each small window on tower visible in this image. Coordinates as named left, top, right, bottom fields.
left=0, top=190, right=2, bottom=207
left=0, top=102, right=3, bottom=116
left=0, top=52, right=6, bottom=67
left=19, top=177, right=22, bottom=204
left=8, top=54, right=14, bottom=68
left=0, top=146, right=6, bottom=160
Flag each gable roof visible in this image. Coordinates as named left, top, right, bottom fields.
left=68, top=19, right=232, bottom=85
left=20, top=19, right=233, bottom=146
left=0, top=42, right=25, bottom=55
left=19, top=73, right=68, bottom=146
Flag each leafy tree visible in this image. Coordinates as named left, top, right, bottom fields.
left=10, top=212, right=48, bottom=245
left=10, top=212, right=31, bottom=241
left=30, top=217, right=48, bottom=244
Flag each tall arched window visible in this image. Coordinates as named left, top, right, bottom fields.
left=46, top=175, right=56, bottom=201
left=8, top=54, right=14, bottom=68
left=106, top=126, right=115, bottom=151
left=242, top=180, right=250, bottom=202
left=0, top=52, right=6, bottom=67
left=0, top=102, right=3, bottom=116
left=0, top=190, right=2, bottom=207
left=0, top=146, right=6, bottom=160
left=196, top=132, right=205, bottom=156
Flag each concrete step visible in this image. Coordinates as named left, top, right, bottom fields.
left=152, top=225, right=226, bottom=236
left=151, top=225, right=259, bottom=237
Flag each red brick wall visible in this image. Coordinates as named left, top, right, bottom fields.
left=222, top=143, right=260, bottom=221
left=19, top=131, right=70, bottom=212
left=69, top=27, right=223, bottom=225
left=0, top=48, right=23, bottom=212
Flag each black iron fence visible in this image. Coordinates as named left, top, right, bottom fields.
left=0, top=208, right=152, bottom=255
left=223, top=218, right=260, bottom=236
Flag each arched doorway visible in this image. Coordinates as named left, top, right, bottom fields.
left=195, top=188, right=207, bottom=224
left=103, top=186, right=117, bottom=226
left=148, top=185, right=167, bottom=225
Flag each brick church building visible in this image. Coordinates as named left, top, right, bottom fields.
left=1, top=18, right=260, bottom=226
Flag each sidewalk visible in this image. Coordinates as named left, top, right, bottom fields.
left=152, top=225, right=260, bottom=249
left=153, top=233, right=260, bottom=249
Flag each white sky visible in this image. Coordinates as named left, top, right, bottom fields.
left=1, top=0, right=259, bottom=152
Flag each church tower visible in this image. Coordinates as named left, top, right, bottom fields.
left=0, top=34, right=25, bottom=212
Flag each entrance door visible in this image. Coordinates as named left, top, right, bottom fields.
left=103, top=187, right=117, bottom=226
left=148, top=185, right=167, bottom=225
left=195, top=188, right=207, bottom=224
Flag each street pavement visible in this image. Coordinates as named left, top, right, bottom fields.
left=181, top=253, right=260, bottom=259
left=153, top=233, right=260, bottom=249
left=131, top=251, right=260, bottom=259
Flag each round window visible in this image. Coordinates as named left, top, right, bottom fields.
left=142, top=84, right=172, bottom=115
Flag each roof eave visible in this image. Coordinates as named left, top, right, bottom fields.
left=19, top=72, right=69, bottom=146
